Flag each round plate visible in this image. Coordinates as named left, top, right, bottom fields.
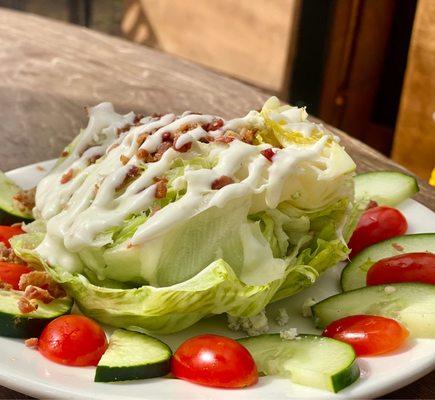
left=1, top=160, right=434, bottom=400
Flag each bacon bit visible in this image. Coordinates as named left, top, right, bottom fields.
left=367, top=200, right=378, bottom=209
left=154, top=179, right=167, bottom=199
left=61, top=150, right=69, bottom=158
left=151, top=113, right=162, bottom=119
left=12, top=188, right=36, bottom=214
left=60, top=169, right=74, bottom=184
left=25, top=338, right=39, bottom=348
left=134, top=113, right=144, bottom=124
left=174, top=138, right=192, bottom=153
left=162, top=132, right=173, bottom=142
left=199, top=136, right=215, bottom=143
left=392, top=243, right=405, bottom=252
left=240, top=128, right=256, bottom=144
left=117, top=124, right=132, bottom=136
left=211, top=176, right=234, bottom=190
left=154, top=142, right=172, bottom=161
left=126, top=165, right=139, bottom=178
left=137, top=148, right=151, bottom=162
left=0, top=281, right=12, bottom=291
left=18, top=297, right=37, bottom=314
left=0, top=243, right=22, bottom=264
left=203, top=119, right=224, bottom=132
left=136, top=133, right=148, bottom=146
left=19, top=271, right=66, bottom=299
left=215, top=135, right=235, bottom=144
left=261, top=148, right=276, bottom=162
left=89, top=154, right=102, bottom=164
left=120, top=154, right=130, bottom=165
left=24, top=285, right=54, bottom=304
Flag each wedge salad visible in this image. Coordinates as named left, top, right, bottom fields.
left=0, top=97, right=433, bottom=394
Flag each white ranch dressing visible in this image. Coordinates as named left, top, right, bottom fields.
left=35, top=102, right=334, bottom=273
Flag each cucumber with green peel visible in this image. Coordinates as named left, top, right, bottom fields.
left=238, top=334, right=359, bottom=393
left=341, top=233, right=435, bottom=291
left=95, top=329, right=172, bottom=382
left=312, top=283, right=435, bottom=338
left=0, top=289, right=73, bottom=338
left=354, top=171, right=419, bottom=206
left=0, top=171, right=33, bottom=223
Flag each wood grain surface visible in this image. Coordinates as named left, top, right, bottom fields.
left=392, top=0, right=435, bottom=181
left=0, top=7, right=433, bottom=400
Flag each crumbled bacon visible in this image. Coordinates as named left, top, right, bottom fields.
left=18, top=297, right=37, bottom=314
left=261, top=148, right=276, bottom=162
left=13, top=188, right=36, bottom=214
left=19, top=271, right=66, bottom=298
left=215, top=135, right=235, bottom=144
left=151, top=113, right=162, bottom=119
left=23, top=285, right=54, bottom=304
left=203, top=119, right=224, bottom=132
left=117, top=124, right=132, bottom=136
left=25, top=338, right=39, bottom=348
left=211, top=176, right=234, bottom=190
left=60, top=169, right=74, bottom=184
left=392, top=243, right=405, bottom=252
left=61, top=150, right=69, bottom=157
left=161, top=132, right=173, bottom=142
left=120, top=154, right=130, bottom=165
left=174, top=139, right=192, bottom=153
left=0, top=242, right=22, bottom=264
left=136, top=133, right=148, bottom=146
left=199, top=136, right=215, bottom=143
left=154, top=142, right=172, bottom=161
left=134, top=113, right=145, bottom=124
left=0, top=281, right=12, bottom=291
left=240, top=127, right=256, bottom=144
left=137, top=148, right=151, bottom=162
left=154, top=179, right=168, bottom=199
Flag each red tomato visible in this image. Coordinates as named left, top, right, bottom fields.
left=38, top=315, right=107, bottom=366
left=171, top=334, right=258, bottom=388
left=367, top=252, right=435, bottom=286
left=323, top=315, right=409, bottom=356
left=0, top=262, right=32, bottom=289
left=348, top=206, right=407, bottom=257
left=0, top=225, right=24, bottom=248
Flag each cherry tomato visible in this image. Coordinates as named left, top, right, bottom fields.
left=0, top=225, right=24, bottom=248
left=38, top=315, right=107, bottom=366
left=367, top=252, right=435, bottom=286
left=171, top=334, right=258, bottom=388
left=348, top=206, right=407, bottom=257
left=0, top=262, right=32, bottom=289
left=323, top=315, right=409, bottom=356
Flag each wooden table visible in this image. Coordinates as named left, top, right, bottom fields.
left=0, top=8, right=433, bottom=400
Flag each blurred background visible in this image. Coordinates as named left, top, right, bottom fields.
left=0, top=0, right=434, bottom=181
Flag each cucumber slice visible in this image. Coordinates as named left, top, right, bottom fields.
left=0, top=171, right=33, bottom=222
left=341, top=233, right=435, bottom=291
left=312, top=283, right=435, bottom=338
left=95, top=329, right=172, bottom=382
left=0, top=289, right=73, bottom=338
left=354, top=171, right=419, bottom=206
left=238, top=334, right=359, bottom=393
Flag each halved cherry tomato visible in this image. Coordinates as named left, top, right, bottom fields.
left=38, top=315, right=107, bottom=366
left=0, top=262, right=32, bottom=289
left=367, top=252, right=435, bottom=286
left=0, top=225, right=24, bottom=248
left=323, top=315, right=409, bottom=356
left=348, top=206, right=407, bottom=257
left=171, top=334, right=258, bottom=388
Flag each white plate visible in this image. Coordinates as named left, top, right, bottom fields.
left=1, top=160, right=434, bottom=400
